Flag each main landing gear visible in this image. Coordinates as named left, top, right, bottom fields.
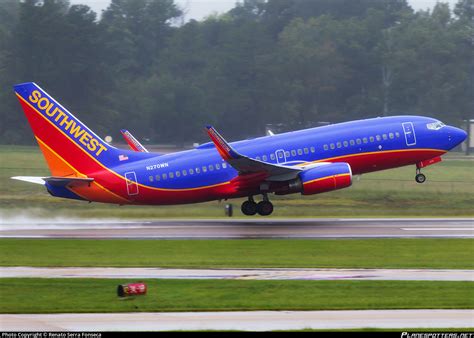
left=241, top=195, right=274, bottom=216
left=415, top=168, right=426, bottom=184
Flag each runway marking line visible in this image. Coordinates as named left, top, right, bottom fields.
left=401, top=228, right=474, bottom=231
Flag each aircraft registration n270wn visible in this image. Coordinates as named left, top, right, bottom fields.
left=12, top=82, right=467, bottom=216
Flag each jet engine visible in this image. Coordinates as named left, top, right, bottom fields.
left=274, top=162, right=352, bottom=195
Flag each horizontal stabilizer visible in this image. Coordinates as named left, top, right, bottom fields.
left=43, top=176, right=94, bottom=187
left=11, top=176, right=45, bottom=185
left=12, top=176, right=94, bottom=187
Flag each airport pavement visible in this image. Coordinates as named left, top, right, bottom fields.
left=1, top=267, right=473, bottom=281
left=1, top=310, right=473, bottom=331
left=0, top=218, right=472, bottom=239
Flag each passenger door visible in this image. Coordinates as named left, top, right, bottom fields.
left=402, top=122, right=417, bottom=146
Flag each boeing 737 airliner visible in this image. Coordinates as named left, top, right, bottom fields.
left=12, top=82, right=467, bottom=216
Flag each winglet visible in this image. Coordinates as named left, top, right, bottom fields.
left=120, top=129, right=149, bottom=153
left=205, top=126, right=241, bottom=161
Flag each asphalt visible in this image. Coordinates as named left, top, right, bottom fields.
left=1, top=310, right=473, bottom=331
left=0, top=218, right=472, bottom=239
left=2, top=267, right=473, bottom=281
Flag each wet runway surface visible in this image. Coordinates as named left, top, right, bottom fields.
left=2, top=310, right=473, bottom=331
left=0, top=218, right=472, bottom=239
left=2, top=267, right=473, bottom=281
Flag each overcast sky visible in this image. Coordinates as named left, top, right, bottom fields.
left=69, top=0, right=459, bottom=21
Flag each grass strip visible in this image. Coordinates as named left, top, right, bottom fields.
left=0, top=279, right=472, bottom=314
left=0, top=239, right=473, bottom=269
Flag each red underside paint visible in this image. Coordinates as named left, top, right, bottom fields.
left=302, top=174, right=352, bottom=195
left=333, top=150, right=445, bottom=175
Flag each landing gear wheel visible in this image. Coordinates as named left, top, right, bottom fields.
left=257, top=201, right=274, bottom=216
left=241, top=200, right=257, bottom=216
left=415, top=173, right=426, bottom=184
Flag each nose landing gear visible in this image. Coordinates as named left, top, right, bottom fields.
left=241, top=195, right=274, bottom=216
left=415, top=168, right=426, bottom=184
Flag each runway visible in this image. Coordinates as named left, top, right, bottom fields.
left=2, top=267, right=473, bottom=281
left=0, top=218, right=472, bottom=239
left=2, top=310, right=473, bottom=331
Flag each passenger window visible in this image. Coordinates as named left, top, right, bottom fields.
left=155, top=175, right=160, bottom=181
left=189, top=168, right=194, bottom=175
left=330, top=143, right=335, bottom=149
left=297, top=149, right=303, bottom=155
left=291, top=150, right=296, bottom=156
left=262, top=155, right=267, bottom=161
left=182, top=170, right=187, bottom=176
left=222, top=163, right=227, bottom=169
left=343, top=141, right=348, bottom=147
left=285, top=151, right=290, bottom=157
left=270, top=154, right=275, bottom=160
left=209, top=164, right=214, bottom=171
left=162, top=173, right=167, bottom=180
left=310, top=146, right=315, bottom=153
left=324, top=144, right=329, bottom=151
left=396, top=132, right=400, bottom=138
left=369, top=136, right=374, bottom=142
left=169, top=172, right=174, bottom=178
left=363, top=138, right=368, bottom=144
left=382, top=134, right=388, bottom=140
left=389, top=133, right=394, bottom=139
left=202, top=166, right=207, bottom=173
left=149, top=176, right=154, bottom=182
left=337, top=142, right=342, bottom=148
left=376, top=135, right=381, bottom=141
left=350, top=140, right=355, bottom=146
left=196, top=167, right=200, bottom=174
left=356, top=139, right=362, bottom=145
left=175, top=171, right=181, bottom=177
left=278, top=152, right=283, bottom=158
left=256, top=156, right=261, bottom=161
left=216, top=163, right=221, bottom=170
left=304, top=148, right=309, bottom=154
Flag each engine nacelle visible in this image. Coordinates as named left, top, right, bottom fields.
left=274, top=163, right=352, bottom=195
left=299, top=162, right=352, bottom=195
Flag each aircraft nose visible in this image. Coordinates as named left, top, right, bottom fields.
left=448, top=126, right=467, bottom=147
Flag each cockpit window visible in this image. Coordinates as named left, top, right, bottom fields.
left=426, top=121, right=445, bottom=130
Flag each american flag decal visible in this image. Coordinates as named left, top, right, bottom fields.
left=119, top=154, right=129, bottom=161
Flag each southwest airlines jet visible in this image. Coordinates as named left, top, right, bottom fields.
left=13, top=82, right=467, bottom=216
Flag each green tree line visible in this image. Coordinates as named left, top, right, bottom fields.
left=0, top=0, right=472, bottom=145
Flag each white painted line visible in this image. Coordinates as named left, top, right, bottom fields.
left=402, top=228, right=474, bottom=231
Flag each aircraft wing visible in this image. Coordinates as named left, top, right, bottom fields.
left=12, top=176, right=94, bottom=187
left=206, top=126, right=302, bottom=182
left=120, top=129, right=149, bottom=153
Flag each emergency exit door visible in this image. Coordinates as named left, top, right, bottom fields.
left=125, top=171, right=139, bottom=196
